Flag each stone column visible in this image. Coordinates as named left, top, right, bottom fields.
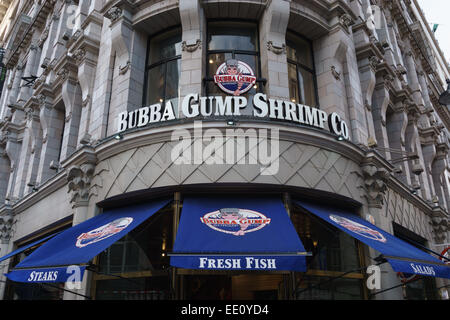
left=179, top=0, right=205, bottom=116
left=259, top=0, right=290, bottom=100
left=0, top=146, right=11, bottom=204
left=36, top=94, right=64, bottom=183
left=12, top=103, right=39, bottom=198
left=432, top=141, right=449, bottom=209
left=60, top=76, right=82, bottom=160
left=0, top=208, right=13, bottom=300
left=24, top=101, right=43, bottom=194
left=372, top=78, right=391, bottom=159
left=104, top=5, right=147, bottom=135
left=17, top=43, right=40, bottom=104
left=3, top=132, right=21, bottom=205
left=63, top=162, right=96, bottom=300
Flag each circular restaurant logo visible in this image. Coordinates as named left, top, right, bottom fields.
left=200, top=208, right=271, bottom=236
left=214, top=59, right=256, bottom=96
left=329, top=215, right=387, bottom=243
left=76, top=217, right=133, bottom=248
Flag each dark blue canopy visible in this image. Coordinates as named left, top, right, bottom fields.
left=0, top=233, right=59, bottom=264
left=5, top=198, right=170, bottom=283
left=170, top=196, right=308, bottom=271
left=295, top=200, right=450, bottom=279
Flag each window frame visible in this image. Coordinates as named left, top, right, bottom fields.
left=142, top=26, right=182, bottom=108
left=204, top=19, right=265, bottom=96
left=286, top=30, right=319, bottom=108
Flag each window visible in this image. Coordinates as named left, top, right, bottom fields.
left=286, top=32, right=318, bottom=107
left=144, top=28, right=182, bottom=115
left=206, top=21, right=262, bottom=114
left=291, top=204, right=365, bottom=300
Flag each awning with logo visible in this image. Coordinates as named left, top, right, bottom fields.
left=169, top=196, right=309, bottom=271
left=5, top=198, right=170, bottom=283
left=294, top=200, right=450, bottom=279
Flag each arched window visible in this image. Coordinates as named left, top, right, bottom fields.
left=144, top=28, right=182, bottom=114
left=286, top=32, right=318, bottom=107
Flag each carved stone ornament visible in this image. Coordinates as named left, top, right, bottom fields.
left=56, top=67, right=69, bottom=80
left=105, top=6, right=123, bottom=24
left=0, top=213, right=14, bottom=243
left=267, top=41, right=286, bottom=55
left=340, top=14, right=355, bottom=29
left=67, top=163, right=96, bottom=208
left=361, top=165, right=390, bottom=208
left=331, top=66, right=341, bottom=80
left=73, top=48, right=86, bottom=63
left=369, top=56, right=380, bottom=71
left=82, top=94, right=91, bottom=108
left=181, top=39, right=202, bottom=53
left=119, top=61, right=131, bottom=75
left=431, top=217, right=448, bottom=243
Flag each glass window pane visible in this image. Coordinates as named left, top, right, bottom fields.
left=234, top=53, right=258, bottom=78
left=298, top=68, right=317, bottom=107
left=208, top=52, right=233, bottom=78
left=286, top=33, right=313, bottom=69
left=208, top=22, right=258, bottom=51
left=146, top=64, right=165, bottom=105
left=148, top=28, right=182, bottom=65
left=288, top=62, right=299, bottom=104
left=165, top=59, right=181, bottom=115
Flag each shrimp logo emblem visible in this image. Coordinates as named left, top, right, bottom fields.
left=200, top=208, right=271, bottom=236
left=330, top=215, right=387, bottom=243
left=213, top=59, right=256, bottom=96
left=76, top=217, right=133, bottom=248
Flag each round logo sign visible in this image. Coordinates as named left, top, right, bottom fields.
left=214, top=59, right=256, bottom=96
left=76, top=217, right=133, bottom=248
left=200, top=208, right=271, bottom=236
left=329, top=215, right=387, bottom=243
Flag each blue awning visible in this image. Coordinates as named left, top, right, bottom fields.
left=294, top=200, right=450, bottom=279
left=5, top=198, right=170, bottom=283
left=0, top=233, right=59, bottom=264
left=170, top=196, right=308, bottom=271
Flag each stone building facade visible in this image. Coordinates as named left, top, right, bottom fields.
left=0, top=0, right=448, bottom=300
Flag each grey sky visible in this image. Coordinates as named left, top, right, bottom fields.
left=416, top=0, right=450, bottom=65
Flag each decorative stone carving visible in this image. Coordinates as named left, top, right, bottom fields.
left=67, top=163, right=96, bottom=208
left=73, top=48, right=86, bottom=63
left=119, top=61, right=131, bottom=75
left=56, top=67, right=69, bottom=80
left=340, top=14, right=355, bottom=29
left=181, top=39, right=201, bottom=52
left=331, top=66, right=341, bottom=80
left=361, top=165, right=390, bottom=208
left=431, top=216, right=448, bottom=243
left=105, top=6, right=123, bottom=24
left=0, top=213, right=14, bottom=243
left=267, top=41, right=286, bottom=55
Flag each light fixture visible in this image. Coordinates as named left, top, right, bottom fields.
left=254, top=84, right=257, bottom=89
left=335, top=135, right=345, bottom=141
left=209, top=59, right=214, bottom=64
left=113, top=133, right=123, bottom=140
left=439, top=79, right=450, bottom=108
left=226, top=119, right=237, bottom=126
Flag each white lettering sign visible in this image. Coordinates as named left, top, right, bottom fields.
left=116, top=93, right=350, bottom=139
